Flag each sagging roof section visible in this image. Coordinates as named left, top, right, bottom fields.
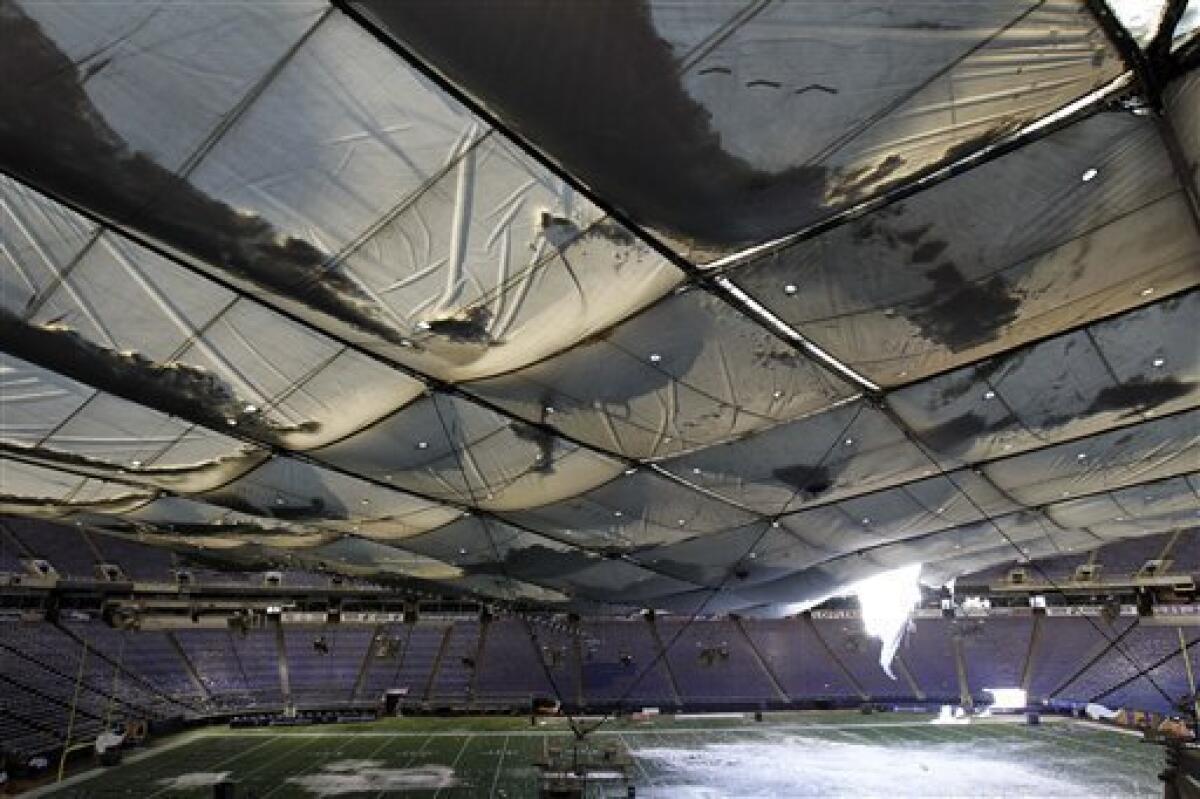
left=0, top=0, right=1197, bottom=614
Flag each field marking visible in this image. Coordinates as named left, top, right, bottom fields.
left=374, top=729, right=436, bottom=798
left=619, top=732, right=656, bottom=788
left=260, top=724, right=372, bottom=799
left=140, top=735, right=282, bottom=799
left=432, top=734, right=473, bottom=799
left=203, top=720, right=957, bottom=740
left=489, top=734, right=509, bottom=798
left=21, top=730, right=215, bottom=798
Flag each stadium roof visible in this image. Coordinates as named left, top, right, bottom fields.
left=0, top=0, right=1197, bottom=615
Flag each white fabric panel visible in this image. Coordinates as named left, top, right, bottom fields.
left=658, top=400, right=932, bottom=514
left=631, top=522, right=827, bottom=589
left=0, top=457, right=151, bottom=516
left=340, top=135, right=683, bottom=380
left=471, top=289, right=855, bottom=460
left=31, top=232, right=235, bottom=360
left=0, top=175, right=98, bottom=314
left=680, top=0, right=1120, bottom=249
left=187, top=10, right=485, bottom=266
left=0, top=353, right=93, bottom=446
left=984, top=411, right=1200, bottom=506
left=303, top=536, right=461, bottom=579
left=200, top=456, right=460, bottom=539
left=735, top=110, right=1200, bottom=384
left=1047, top=473, right=1200, bottom=528
left=15, top=0, right=327, bottom=172
left=888, top=290, right=1200, bottom=462
left=177, top=300, right=423, bottom=449
left=351, top=0, right=1120, bottom=258
left=500, top=468, right=758, bottom=550
left=316, top=393, right=624, bottom=510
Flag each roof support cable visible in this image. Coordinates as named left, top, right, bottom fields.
left=569, top=403, right=869, bottom=740
left=875, top=399, right=1179, bottom=708
left=428, top=393, right=585, bottom=738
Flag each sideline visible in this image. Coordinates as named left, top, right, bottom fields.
left=22, top=728, right=213, bottom=797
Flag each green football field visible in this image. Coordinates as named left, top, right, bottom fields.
left=30, top=712, right=1163, bottom=798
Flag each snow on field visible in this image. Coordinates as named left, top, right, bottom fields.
left=632, top=734, right=1132, bottom=798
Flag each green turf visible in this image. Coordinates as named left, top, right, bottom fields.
left=32, top=713, right=1163, bottom=798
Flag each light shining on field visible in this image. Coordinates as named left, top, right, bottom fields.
left=633, top=734, right=1096, bottom=798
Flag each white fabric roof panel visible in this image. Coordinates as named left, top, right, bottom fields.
left=354, top=0, right=1122, bottom=259
left=198, top=456, right=460, bottom=540
left=0, top=457, right=151, bottom=517
left=499, top=467, right=758, bottom=551
left=0, top=353, right=265, bottom=493
left=887, top=288, right=1200, bottom=462
left=1046, top=472, right=1200, bottom=528
left=655, top=400, right=934, bottom=515
left=338, top=134, right=685, bottom=382
left=0, top=0, right=1197, bottom=610
left=0, top=177, right=429, bottom=451
left=469, top=288, right=856, bottom=460
left=983, top=409, right=1199, bottom=505
left=314, top=393, right=625, bottom=510
left=733, top=108, right=1200, bottom=385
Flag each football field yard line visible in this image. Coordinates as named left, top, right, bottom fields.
left=619, top=732, right=656, bottom=788
left=139, top=735, right=282, bottom=799
left=205, top=734, right=328, bottom=797
left=433, top=733, right=472, bottom=799
left=488, top=734, right=509, bottom=798
left=259, top=725, right=373, bottom=799
left=21, top=729, right=218, bottom=798
left=373, top=729, right=437, bottom=798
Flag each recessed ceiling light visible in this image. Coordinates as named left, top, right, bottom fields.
left=129, top=459, right=142, bottom=468
left=1076, top=453, right=1088, bottom=460
left=416, top=441, right=429, bottom=450
left=1152, top=357, right=1166, bottom=368
left=677, top=519, right=687, bottom=526
left=613, top=511, right=623, bottom=518
left=544, top=406, right=555, bottom=414
left=692, top=467, right=702, bottom=475
left=1140, top=287, right=1155, bottom=297
left=772, top=390, right=784, bottom=399
left=648, top=353, right=662, bottom=363
left=983, top=390, right=996, bottom=400
left=748, top=552, right=758, bottom=559
left=1081, top=168, right=1098, bottom=182
left=861, top=517, right=871, bottom=525
left=844, top=437, right=854, bottom=446
left=783, top=284, right=798, bottom=296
